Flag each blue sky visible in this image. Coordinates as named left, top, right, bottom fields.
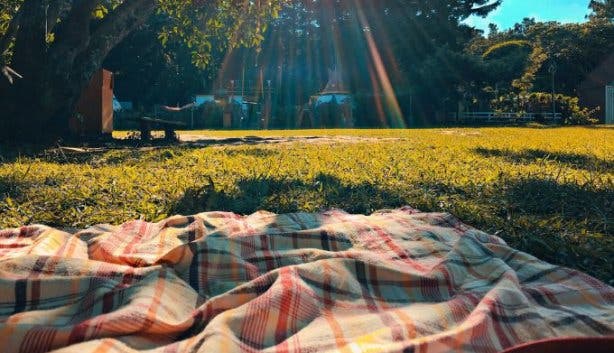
left=465, top=0, right=592, bottom=32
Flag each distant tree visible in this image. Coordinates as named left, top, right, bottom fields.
left=589, top=0, right=614, bottom=20
left=381, top=0, right=501, bottom=123
left=103, top=15, right=218, bottom=109
left=488, top=23, right=499, bottom=36
left=481, top=40, right=532, bottom=92
left=230, top=0, right=502, bottom=126
left=323, top=0, right=502, bottom=124
left=511, top=17, right=537, bottom=36
left=467, top=10, right=614, bottom=112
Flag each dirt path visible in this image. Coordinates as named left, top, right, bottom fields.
left=40, top=135, right=405, bottom=163
left=177, top=134, right=405, bottom=146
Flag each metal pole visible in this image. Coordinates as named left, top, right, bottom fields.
left=551, top=70, right=555, bottom=119
left=45, top=4, right=48, bottom=38
left=549, top=62, right=557, bottom=120
left=241, top=65, right=245, bottom=99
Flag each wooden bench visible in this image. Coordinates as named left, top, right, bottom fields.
left=133, top=116, right=186, bottom=141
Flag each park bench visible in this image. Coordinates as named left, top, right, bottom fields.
left=133, top=116, right=186, bottom=141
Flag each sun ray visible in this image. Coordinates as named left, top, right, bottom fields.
left=351, top=0, right=405, bottom=127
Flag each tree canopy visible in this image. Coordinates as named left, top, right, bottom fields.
left=214, top=0, right=502, bottom=126
left=589, top=0, right=614, bottom=20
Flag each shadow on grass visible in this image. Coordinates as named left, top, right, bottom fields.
left=504, top=178, right=612, bottom=281
left=170, top=174, right=612, bottom=281
left=31, top=147, right=188, bottom=166
left=474, top=147, right=613, bottom=171
left=506, top=178, right=611, bottom=220
left=0, top=136, right=320, bottom=165
left=171, top=174, right=611, bottom=233
left=171, top=173, right=406, bottom=216
left=42, top=145, right=282, bottom=166
left=221, top=148, right=279, bottom=158
left=0, top=175, right=26, bottom=199
left=0, top=143, right=49, bottom=164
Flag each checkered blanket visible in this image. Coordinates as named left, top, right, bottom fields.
left=0, top=207, right=612, bottom=353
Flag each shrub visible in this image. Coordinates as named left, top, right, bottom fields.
left=482, top=40, right=532, bottom=59
left=491, top=92, right=598, bottom=125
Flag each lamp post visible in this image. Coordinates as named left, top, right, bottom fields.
left=548, top=62, right=557, bottom=120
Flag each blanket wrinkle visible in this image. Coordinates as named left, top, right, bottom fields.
left=0, top=208, right=612, bottom=353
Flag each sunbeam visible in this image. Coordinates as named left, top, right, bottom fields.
left=352, top=0, right=405, bottom=127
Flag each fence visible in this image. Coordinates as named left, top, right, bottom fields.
left=449, top=112, right=563, bottom=124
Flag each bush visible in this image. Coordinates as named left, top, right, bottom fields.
left=482, top=40, right=532, bottom=59
left=491, top=92, right=598, bottom=125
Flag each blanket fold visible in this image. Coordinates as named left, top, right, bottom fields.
left=0, top=207, right=612, bottom=353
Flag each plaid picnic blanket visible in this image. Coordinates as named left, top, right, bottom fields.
left=0, top=207, right=612, bottom=353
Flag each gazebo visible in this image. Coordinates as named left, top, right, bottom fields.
left=299, top=67, right=354, bottom=128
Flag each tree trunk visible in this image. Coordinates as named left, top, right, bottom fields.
left=0, top=0, right=156, bottom=143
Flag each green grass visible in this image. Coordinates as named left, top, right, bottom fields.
left=1, top=127, right=612, bottom=282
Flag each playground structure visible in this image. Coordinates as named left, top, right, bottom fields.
left=210, top=67, right=354, bottom=129
left=298, top=67, right=355, bottom=128
left=139, top=79, right=275, bottom=130
left=219, top=79, right=274, bottom=129
left=113, top=67, right=356, bottom=130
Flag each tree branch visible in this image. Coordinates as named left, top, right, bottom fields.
left=0, top=3, right=23, bottom=63
left=46, top=0, right=74, bottom=34
left=89, top=0, right=157, bottom=52
left=1, top=65, right=23, bottom=83
left=49, top=0, right=102, bottom=59
left=1, top=2, right=25, bottom=83
left=10, top=0, right=51, bottom=77
left=73, top=0, right=157, bottom=77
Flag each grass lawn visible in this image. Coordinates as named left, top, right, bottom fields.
left=1, top=127, right=612, bottom=282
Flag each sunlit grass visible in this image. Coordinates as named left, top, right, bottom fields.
left=1, top=127, right=612, bottom=281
